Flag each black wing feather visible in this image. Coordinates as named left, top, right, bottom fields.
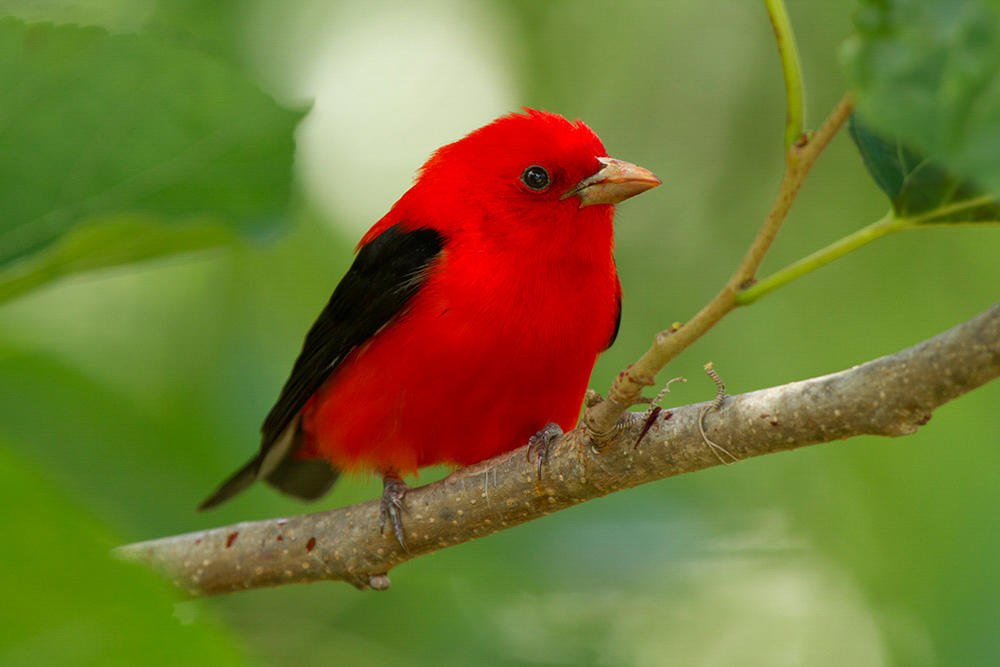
left=198, top=224, right=443, bottom=510
left=262, top=224, right=444, bottom=447
left=605, top=282, right=622, bottom=350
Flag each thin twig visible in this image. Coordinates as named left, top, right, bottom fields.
left=737, top=212, right=904, bottom=305
left=765, top=0, right=806, bottom=150
left=583, top=92, right=856, bottom=441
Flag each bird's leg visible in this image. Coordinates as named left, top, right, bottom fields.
left=379, top=469, right=410, bottom=551
left=527, top=422, right=562, bottom=479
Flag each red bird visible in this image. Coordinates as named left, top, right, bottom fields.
left=200, top=109, right=660, bottom=547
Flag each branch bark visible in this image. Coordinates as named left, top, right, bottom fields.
left=116, top=301, right=1000, bottom=597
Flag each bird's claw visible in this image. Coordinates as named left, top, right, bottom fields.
left=527, top=422, right=562, bottom=479
left=379, top=474, right=410, bottom=552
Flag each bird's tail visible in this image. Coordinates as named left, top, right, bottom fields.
left=198, top=418, right=340, bottom=511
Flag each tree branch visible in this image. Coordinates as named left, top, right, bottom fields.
left=116, top=301, right=1000, bottom=597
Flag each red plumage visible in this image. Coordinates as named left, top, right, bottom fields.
left=200, top=109, right=659, bottom=521
left=304, top=110, right=622, bottom=473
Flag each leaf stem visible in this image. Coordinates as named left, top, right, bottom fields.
left=915, top=220, right=1000, bottom=228
left=765, top=0, right=806, bottom=151
left=736, top=191, right=1000, bottom=306
left=909, top=193, right=997, bottom=224
left=736, top=213, right=908, bottom=305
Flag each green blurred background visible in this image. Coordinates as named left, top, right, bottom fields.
left=1, top=1, right=998, bottom=665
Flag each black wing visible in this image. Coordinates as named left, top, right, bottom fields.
left=605, top=275, right=622, bottom=350
left=198, top=224, right=444, bottom=510
left=261, top=224, right=444, bottom=444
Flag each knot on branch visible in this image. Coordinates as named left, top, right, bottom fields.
left=581, top=406, right=624, bottom=449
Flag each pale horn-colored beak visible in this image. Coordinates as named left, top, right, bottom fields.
left=561, top=157, right=661, bottom=207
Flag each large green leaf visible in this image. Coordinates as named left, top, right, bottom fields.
left=0, top=18, right=302, bottom=301
left=841, top=0, right=1000, bottom=195
left=0, top=214, right=236, bottom=303
left=848, top=114, right=1000, bottom=223
left=0, top=444, right=244, bottom=666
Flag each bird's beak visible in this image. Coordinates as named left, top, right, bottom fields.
left=562, top=157, right=661, bottom=207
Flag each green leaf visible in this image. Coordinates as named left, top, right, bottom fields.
left=0, top=19, right=303, bottom=300
left=0, top=444, right=244, bottom=666
left=841, top=0, right=1000, bottom=197
left=848, top=114, right=1000, bottom=223
left=0, top=214, right=236, bottom=303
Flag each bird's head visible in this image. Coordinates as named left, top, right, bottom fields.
left=393, top=109, right=660, bottom=247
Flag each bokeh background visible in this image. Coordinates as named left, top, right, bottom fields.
left=2, top=1, right=998, bottom=665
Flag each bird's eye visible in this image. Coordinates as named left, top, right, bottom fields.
left=520, top=165, right=551, bottom=192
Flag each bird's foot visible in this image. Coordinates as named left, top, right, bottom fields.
left=379, top=471, right=410, bottom=552
left=527, top=422, right=562, bottom=479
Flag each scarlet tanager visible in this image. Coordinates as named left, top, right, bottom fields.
left=200, top=109, right=660, bottom=548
